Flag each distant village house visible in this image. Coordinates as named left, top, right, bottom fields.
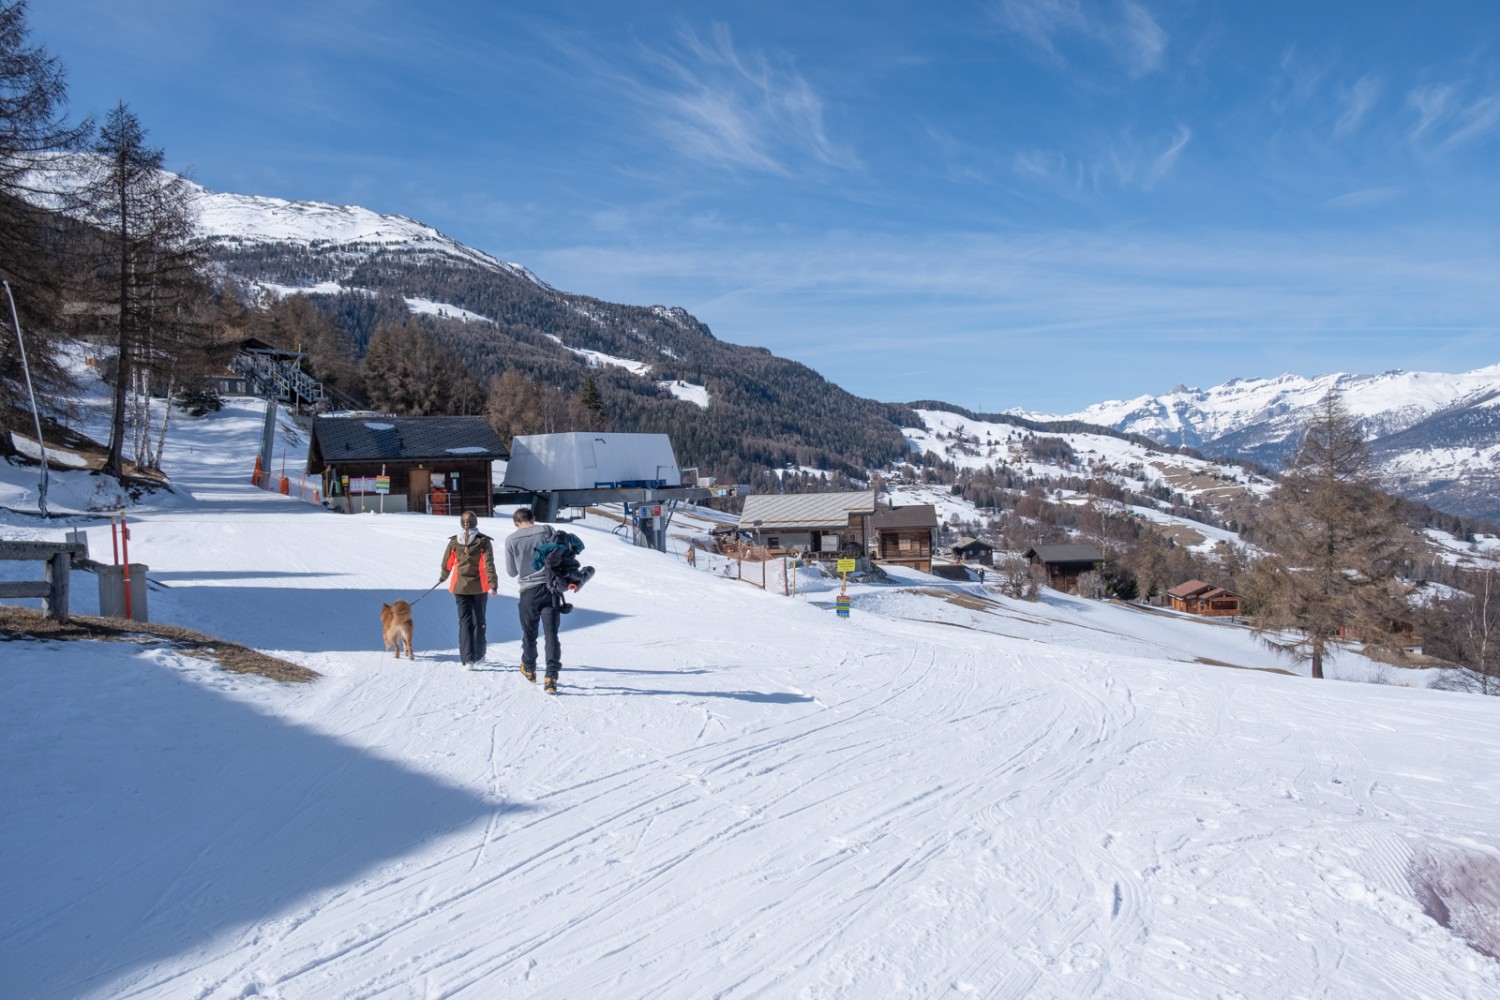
left=1024, top=543, right=1105, bottom=594
left=1166, top=579, right=1242, bottom=618
left=871, top=504, right=939, bottom=573
left=736, top=491, right=876, bottom=560
left=950, top=536, right=994, bottom=566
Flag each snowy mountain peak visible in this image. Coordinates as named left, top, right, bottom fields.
left=1024, top=364, right=1500, bottom=523
left=186, top=181, right=543, bottom=285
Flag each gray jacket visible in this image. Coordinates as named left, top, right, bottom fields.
left=504, top=523, right=555, bottom=591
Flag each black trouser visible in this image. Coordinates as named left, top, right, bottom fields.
left=518, top=585, right=561, bottom=679
left=455, top=592, right=488, bottom=664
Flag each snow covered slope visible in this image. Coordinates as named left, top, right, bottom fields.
left=3, top=388, right=1500, bottom=997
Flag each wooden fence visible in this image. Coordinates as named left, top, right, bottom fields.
left=0, top=539, right=84, bottom=622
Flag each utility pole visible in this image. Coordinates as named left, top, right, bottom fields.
left=4, top=282, right=49, bottom=518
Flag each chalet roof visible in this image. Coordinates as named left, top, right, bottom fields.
left=1024, top=543, right=1105, bottom=565
left=308, top=415, right=507, bottom=467
left=952, top=536, right=993, bottom=551
left=739, top=491, right=876, bottom=531
left=871, top=504, right=938, bottom=531
left=1167, top=579, right=1214, bottom=599
left=1167, top=580, right=1240, bottom=601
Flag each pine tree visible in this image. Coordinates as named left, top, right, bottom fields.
left=578, top=373, right=605, bottom=429
left=1247, top=393, right=1414, bottom=678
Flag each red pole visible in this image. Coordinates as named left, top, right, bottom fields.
left=121, top=514, right=132, bottom=620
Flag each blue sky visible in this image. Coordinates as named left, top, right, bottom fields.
left=30, top=0, right=1500, bottom=413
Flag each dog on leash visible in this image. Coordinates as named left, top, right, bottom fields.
left=381, top=600, right=414, bottom=659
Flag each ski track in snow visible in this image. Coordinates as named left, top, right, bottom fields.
left=3, top=397, right=1499, bottom=999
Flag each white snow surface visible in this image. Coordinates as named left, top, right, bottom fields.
left=4, top=399, right=1500, bottom=998
left=658, top=379, right=710, bottom=408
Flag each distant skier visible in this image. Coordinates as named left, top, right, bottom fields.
left=440, top=510, right=498, bottom=667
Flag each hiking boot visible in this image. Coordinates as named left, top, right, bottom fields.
left=544, top=676, right=558, bottom=694
left=520, top=664, right=536, bottom=683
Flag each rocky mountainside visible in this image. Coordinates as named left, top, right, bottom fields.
left=187, top=183, right=918, bottom=485
left=1024, top=368, right=1500, bottom=524
left=175, top=177, right=1497, bottom=522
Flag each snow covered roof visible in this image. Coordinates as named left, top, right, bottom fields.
left=1025, top=543, right=1106, bottom=565
left=308, top=416, right=507, bottom=467
left=739, top=492, right=876, bottom=530
left=870, top=504, right=938, bottom=531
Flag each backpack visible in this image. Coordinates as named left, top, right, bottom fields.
left=531, top=530, right=584, bottom=571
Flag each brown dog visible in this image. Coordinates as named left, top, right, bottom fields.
left=381, top=600, right=414, bottom=659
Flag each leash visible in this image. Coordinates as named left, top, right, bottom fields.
left=409, top=577, right=446, bottom=608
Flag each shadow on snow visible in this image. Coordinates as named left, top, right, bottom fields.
left=0, top=644, right=511, bottom=997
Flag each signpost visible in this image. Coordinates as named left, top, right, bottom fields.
left=836, top=558, right=856, bottom=619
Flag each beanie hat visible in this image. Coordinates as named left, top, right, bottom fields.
left=460, top=511, right=478, bottom=529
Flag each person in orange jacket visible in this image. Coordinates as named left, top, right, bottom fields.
left=439, top=510, right=497, bottom=666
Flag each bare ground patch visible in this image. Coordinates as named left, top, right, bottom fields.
left=0, top=605, right=319, bottom=683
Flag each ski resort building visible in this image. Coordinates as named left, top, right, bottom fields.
left=306, top=416, right=507, bottom=516
left=737, top=491, right=876, bottom=560
left=503, top=433, right=682, bottom=492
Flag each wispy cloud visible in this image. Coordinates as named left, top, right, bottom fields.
left=1324, top=187, right=1399, bottom=209
left=1013, top=124, right=1190, bottom=193
left=1334, top=74, right=1383, bottom=137
left=993, top=0, right=1168, bottom=79
left=625, top=24, right=859, bottom=176
left=1408, top=83, right=1456, bottom=140
left=531, top=223, right=1500, bottom=408
left=1407, top=80, right=1500, bottom=153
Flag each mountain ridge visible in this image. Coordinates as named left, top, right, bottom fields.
left=175, top=175, right=1499, bottom=521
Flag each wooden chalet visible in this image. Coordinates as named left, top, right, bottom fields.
left=1166, top=579, right=1242, bottom=618
left=950, top=536, right=994, bottom=566
left=1023, top=543, right=1105, bottom=594
left=870, top=504, right=939, bottom=573
left=737, top=491, right=876, bottom=560
left=307, top=416, right=507, bottom=516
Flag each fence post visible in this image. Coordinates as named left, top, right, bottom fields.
left=44, top=550, right=69, bottom=622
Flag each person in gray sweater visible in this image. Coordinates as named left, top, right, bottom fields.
left=504, top=507, right=562, bottom=692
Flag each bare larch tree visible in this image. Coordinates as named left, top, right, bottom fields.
left=1248, top=392, right=1415, bottom=678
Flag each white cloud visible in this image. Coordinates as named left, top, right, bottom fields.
left=1324, top=187, right=1399, bottom=209
left=994, top=0, right=1168, bottom=78
left=1440, top=94, right=1500, bottom=151
left=1407, top=81, right=1500, bottom=154
left=1117, top=1, right=1168, bottom=78
left=1334, top=74, right=1383, bottom=137
left=1144, top=125, right=1191, bottom=186
left=631, top=24, right=860, bottom=176
left=1012, top=125, right=1189, bottom=193
left=1408, top=83, right=1456, bottom=140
